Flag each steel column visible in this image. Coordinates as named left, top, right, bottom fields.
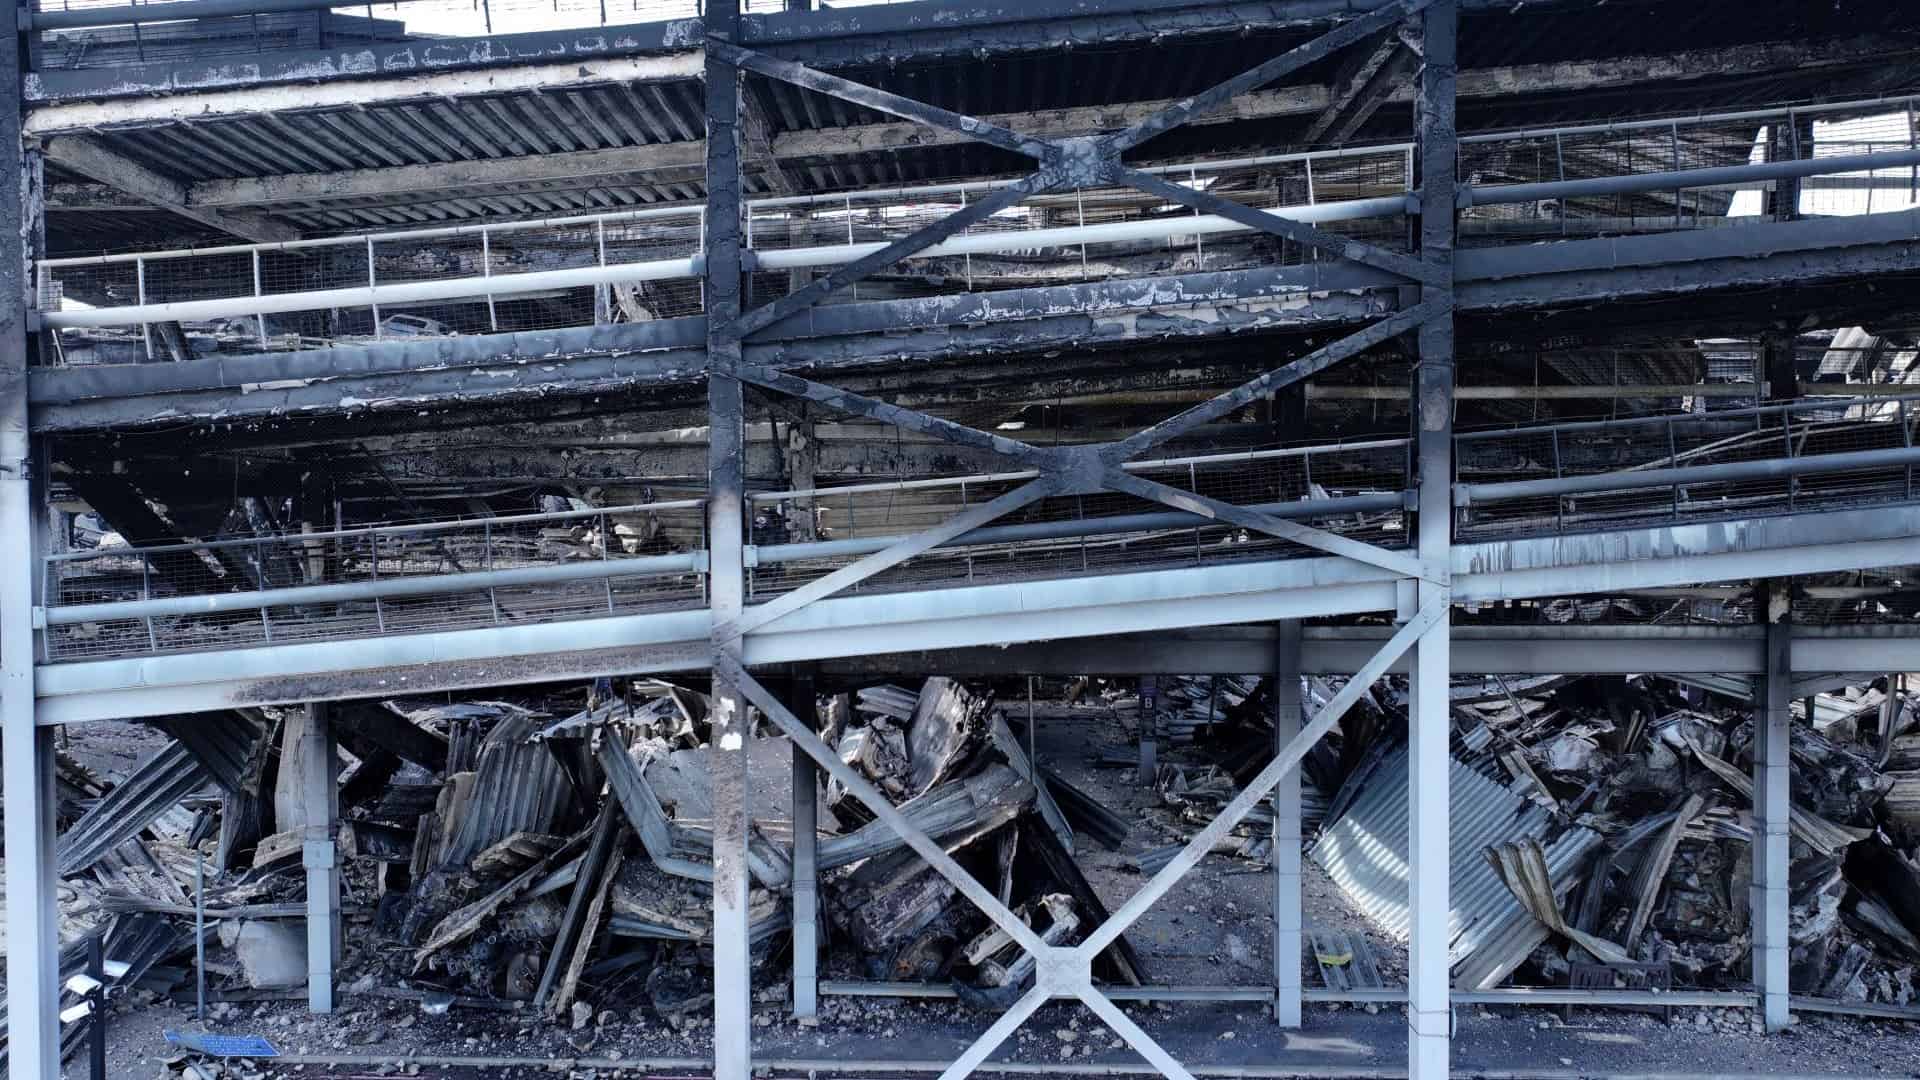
left=2, top=11, right=59, bottom=1074
left=1408, top=3, right=1456, bottom=1077
left=706, top=5, right=755, bottom=1079
left=787, top=673, right=821, bottom=1024
left=1272, top=621, right=1304, bottom=1028
left=1138, top=675, right=1159, bottom=787
left=1754, top=581, right=1792, bottom=1032
left=301, top=702, right=340, bottom=1013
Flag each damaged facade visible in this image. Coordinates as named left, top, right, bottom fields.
left=8, top=1, right=1920, bottom=1079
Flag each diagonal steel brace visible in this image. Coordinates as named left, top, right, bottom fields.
left=1104, top=299, right=1445, bottom=464
left=721, top=655, right=1047, bottom=955
left=1100, top=0, right=1435, bottom=155
left=1101, top=468, right=1436, bottom=582
left=1117, top=166, right=1441, bottom=286
left=725, top=359, right=1058, bottom=466
left=714, top=476, right=1061, bottom=642
left=727, top=174, right=1058, bottom=342
left=707, top=40, right=1054, bottom=162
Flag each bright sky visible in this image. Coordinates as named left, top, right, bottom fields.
left=1726, top=113, right=1920, bottom=218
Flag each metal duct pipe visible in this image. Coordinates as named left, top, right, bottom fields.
left=41, top=194, right=1411, bottom=330
left=752, top=491, right=1406, bottom=566
left=41, top=551, right=697, bottom=627
left=27, top=0, right=444, bottom=29
left=39, top=255, right=700, bottom=330
left=748, top=194, right=1419, bottom=272
left=1454, top=445, right=1920, bottom=507
left=1459, top=149, right=1920, bottom=209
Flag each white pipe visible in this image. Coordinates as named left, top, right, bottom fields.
left=44, top=194, right=1412, bottom=331
left=37, top=204, right=704, bottom=269
left=751, top=194, right=1417, bottom=271
left=40, top=255, right=699, bottom=329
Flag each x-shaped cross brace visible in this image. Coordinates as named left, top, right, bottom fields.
left=718, top=602, right=1441, bottom=1080
left=700, top=0, right=1449, bottom=632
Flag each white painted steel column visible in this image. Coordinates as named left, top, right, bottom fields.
left=2, top=45, right=60, bottom=1075
left=789, top=674, right=820, bottom=1023
left=705, top=4, right=753, bottom=1079
left=302, top=702, right=340, bottom=1013
left=1409, top=2, right=1457, bottom=1077
left=1273, top=621, right=1304, bottom=1028
left=1755, top=581, right=1792, bottom=1031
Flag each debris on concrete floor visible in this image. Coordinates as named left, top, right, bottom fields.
left=15, top=669, right=1920, bottom=1074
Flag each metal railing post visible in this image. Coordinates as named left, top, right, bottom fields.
left=1551, top=428, right=1565, bottom=531
left=482, top=229, right=499, bottom=332
left=136, top=257, right=152, bottom=360
left=485, top=519, right=500, bottom=625
left=1902, top=399, right=1914, bottom=502
left=370, top=535, right=386, bottom=631
left=601, top=512, right=616, bottom=613
left=252, top=250, right=268, bottom=349
left=142, top=553, right=158, bottom=653
left=256, top=540, right=273, bottom=642
left=367, top=236, right=381, bottom=338
left=1668, top=418, right=1681, bottom=520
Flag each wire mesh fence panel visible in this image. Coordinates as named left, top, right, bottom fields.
left=1455, top=397, right=1920, bottom=540
left=742, top=439, right=1411, bottom=604
left=40, top=500, right=707, bottom=661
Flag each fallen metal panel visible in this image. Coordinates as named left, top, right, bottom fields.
left=1309, top=746, right=1601, bottom=967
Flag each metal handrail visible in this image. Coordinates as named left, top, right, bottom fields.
left=44, top=498, right=704, bottom=564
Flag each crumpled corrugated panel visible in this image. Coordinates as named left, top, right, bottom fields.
left=1310, top=745, right=1588, bottom=967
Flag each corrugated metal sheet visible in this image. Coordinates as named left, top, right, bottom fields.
left=1310, top=746, right=1599, bottom=967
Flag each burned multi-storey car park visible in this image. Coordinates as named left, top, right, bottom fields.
left=7, top=1, right=1920, bottom=1078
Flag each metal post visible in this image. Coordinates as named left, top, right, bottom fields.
left=1754, top=580, right=1791, bottom=1032
left=1273, top=620, right=1304, bottom=1028
left=301, top=702, right=340, bottom=1013
left=787, top=672, right=820, bottom=1024
left=87, top=932, right=106, bottom=1080
left=195, top=850, right=207, bottom=1020
left=705, top=5, right=753, bottom=1079
left=1409, top=4, right=1457, bottom=1077
left=1138, top=675, right=1159, bottom=786
left=367, top=236, right=381, bottom=338
left=3, top=38, right=62, bottom=1074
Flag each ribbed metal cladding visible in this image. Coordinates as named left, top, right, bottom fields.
left=1310, top=746, right=1598, bottom=968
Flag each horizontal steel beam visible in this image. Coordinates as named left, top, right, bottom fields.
left=814, top=624, right=1920, bottom=677
left=35, top=504, right=1920, bottom=723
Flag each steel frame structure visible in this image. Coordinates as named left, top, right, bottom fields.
left=6, top=1, right=1920, bottom=1078
left=693, top=3, right=1462, bottom=1076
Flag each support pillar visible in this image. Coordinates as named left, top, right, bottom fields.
left=300, top=703, right=340, bottom=1013
left=1137, top=675, right=1159, bottom=786
left=1754, top=580, right=1792, bottom=1032
left=1272, top=622, right=1304, bottom=1028
left=704, top=4, right=753, bottom=1078
left=1, top=14, right=60, bottom=1075
left=1408, top=3, right=1457, bottom=1077
left=787, top=672, right=820, bottom=1023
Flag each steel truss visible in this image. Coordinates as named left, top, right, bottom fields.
left=701, top=2, right=1460, bottom=1078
